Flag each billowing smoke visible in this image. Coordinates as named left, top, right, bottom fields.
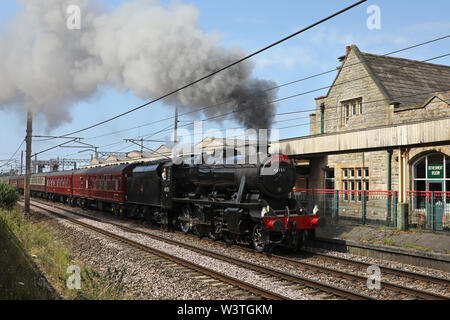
left=0, top=0, right=278, bottom=131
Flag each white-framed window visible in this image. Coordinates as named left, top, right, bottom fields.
left=357, top=181, right=362, bottom=201
left=345, top=105, right=350, bottom=126
left=350, top=181, right=355, bottom=201
left=341, top=167, right=370, bottom=202
left=341, top=98, right=363, bottom=127
left=343, top=181, right=349, bottom=201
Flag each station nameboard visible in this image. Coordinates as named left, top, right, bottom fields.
left=427, top=163, right=444, bottom=179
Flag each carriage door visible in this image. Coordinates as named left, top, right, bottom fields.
left=161, top=164, right=173, bottom=209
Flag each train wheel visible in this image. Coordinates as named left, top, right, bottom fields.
left=291, top=230, right=305, bottom=252
left=192, top=226, right=203, bottom=239
left=223, top=232, right=235, bottom=246
left=112, top=205, right=119, bottom=217
left=252, top=224, right=267, bottom=253
left=179, top=206, right=191, bottom=234
left=207, top=225, right=221, bottom=241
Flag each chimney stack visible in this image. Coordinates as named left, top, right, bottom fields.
left=338, top=46, right=352, bottom=62
left=346, top=46, right=351, bottom=56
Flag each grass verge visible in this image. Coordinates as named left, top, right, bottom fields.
left=0, top=208, right=127, bottom=300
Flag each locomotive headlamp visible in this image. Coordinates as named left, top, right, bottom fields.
left=261, top=206, right=271, bottom=217
left=261, top=207, right=267, bottom=217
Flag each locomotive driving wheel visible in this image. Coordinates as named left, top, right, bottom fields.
left=207, top=225, right=221, bottom=241
left=179, top=206, right=192, bottom=234
left=252, top=224, right=267, bottom=253
left=290, top=230, right=305, bottom=252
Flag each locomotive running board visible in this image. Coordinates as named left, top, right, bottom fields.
left=172, top=197, right=260, bottom=209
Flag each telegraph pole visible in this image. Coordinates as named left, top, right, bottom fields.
left=20, top=151, right=23, bottom=176
left=174, top=106, right=178, bottom=143
left=24, top=111, right=32, bottom=214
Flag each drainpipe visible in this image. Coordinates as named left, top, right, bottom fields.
left=386, top=150, right=392, bottom=225
left=397, top=148, right=409, bottom=231
left=320, top=103, right=325, bottom=134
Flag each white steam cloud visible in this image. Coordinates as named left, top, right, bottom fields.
left=0, top=0, right=278, bottom=130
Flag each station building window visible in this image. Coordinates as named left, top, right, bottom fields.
left=412, top=153, right=449, bottom=193
left=342, top=167, right=369, bottom=202
left=341, top=98, right=363, bottom=127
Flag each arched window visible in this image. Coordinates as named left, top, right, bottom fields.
left=412, top=153, right=450, bottom=193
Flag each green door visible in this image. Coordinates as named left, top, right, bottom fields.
left=428, top=182, right=444, bottom=231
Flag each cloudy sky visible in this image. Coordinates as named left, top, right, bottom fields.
left=0, top=0, right=449, bottom=170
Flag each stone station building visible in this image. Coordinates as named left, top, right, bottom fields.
left=275, top=45, right=450, bottom=230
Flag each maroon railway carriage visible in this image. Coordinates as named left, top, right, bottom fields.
left=46, top=170, right=74, bottom=203
left=9, top=176, right=24, bottom=194
left=30, top=173, right=47, bottom=198
left=72, top=164, right=132, bottom=213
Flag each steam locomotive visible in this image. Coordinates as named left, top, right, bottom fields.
left=6, top=153, right=324, bottom=252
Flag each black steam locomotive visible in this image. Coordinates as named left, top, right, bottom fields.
left=127, top=153, right=324, bottom=252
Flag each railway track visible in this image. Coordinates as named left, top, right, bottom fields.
left=252, top=249, right=449, bottom=300
left=26, top=199, right=373, bottom=300
left=25, top=198, right=449, bottom=300
left=298, top=249, right=450, bottom=287
left=25, top=201, right=286, bottom=300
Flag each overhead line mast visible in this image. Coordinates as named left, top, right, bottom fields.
left=24, top=111, right=32, bottom=214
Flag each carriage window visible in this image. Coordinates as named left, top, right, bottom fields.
left=109, top=176, right=113, bottom=190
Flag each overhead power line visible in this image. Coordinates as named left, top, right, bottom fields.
left=81, top=34, right=450, bottom=143
left=46, top=0, right=367, bottom=140
left=141, top=48, right=450, bottom=140
left=34, top=34, right=449, bottom=158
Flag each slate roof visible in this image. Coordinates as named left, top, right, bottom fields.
left=353, top=46, right=450, bottom=107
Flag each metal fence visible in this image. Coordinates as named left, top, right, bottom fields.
left=408, top=191, right=450, bottom=232
left=292, top=189, right=397, bottom=228
left=292, top=189, right=450, bottom=233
